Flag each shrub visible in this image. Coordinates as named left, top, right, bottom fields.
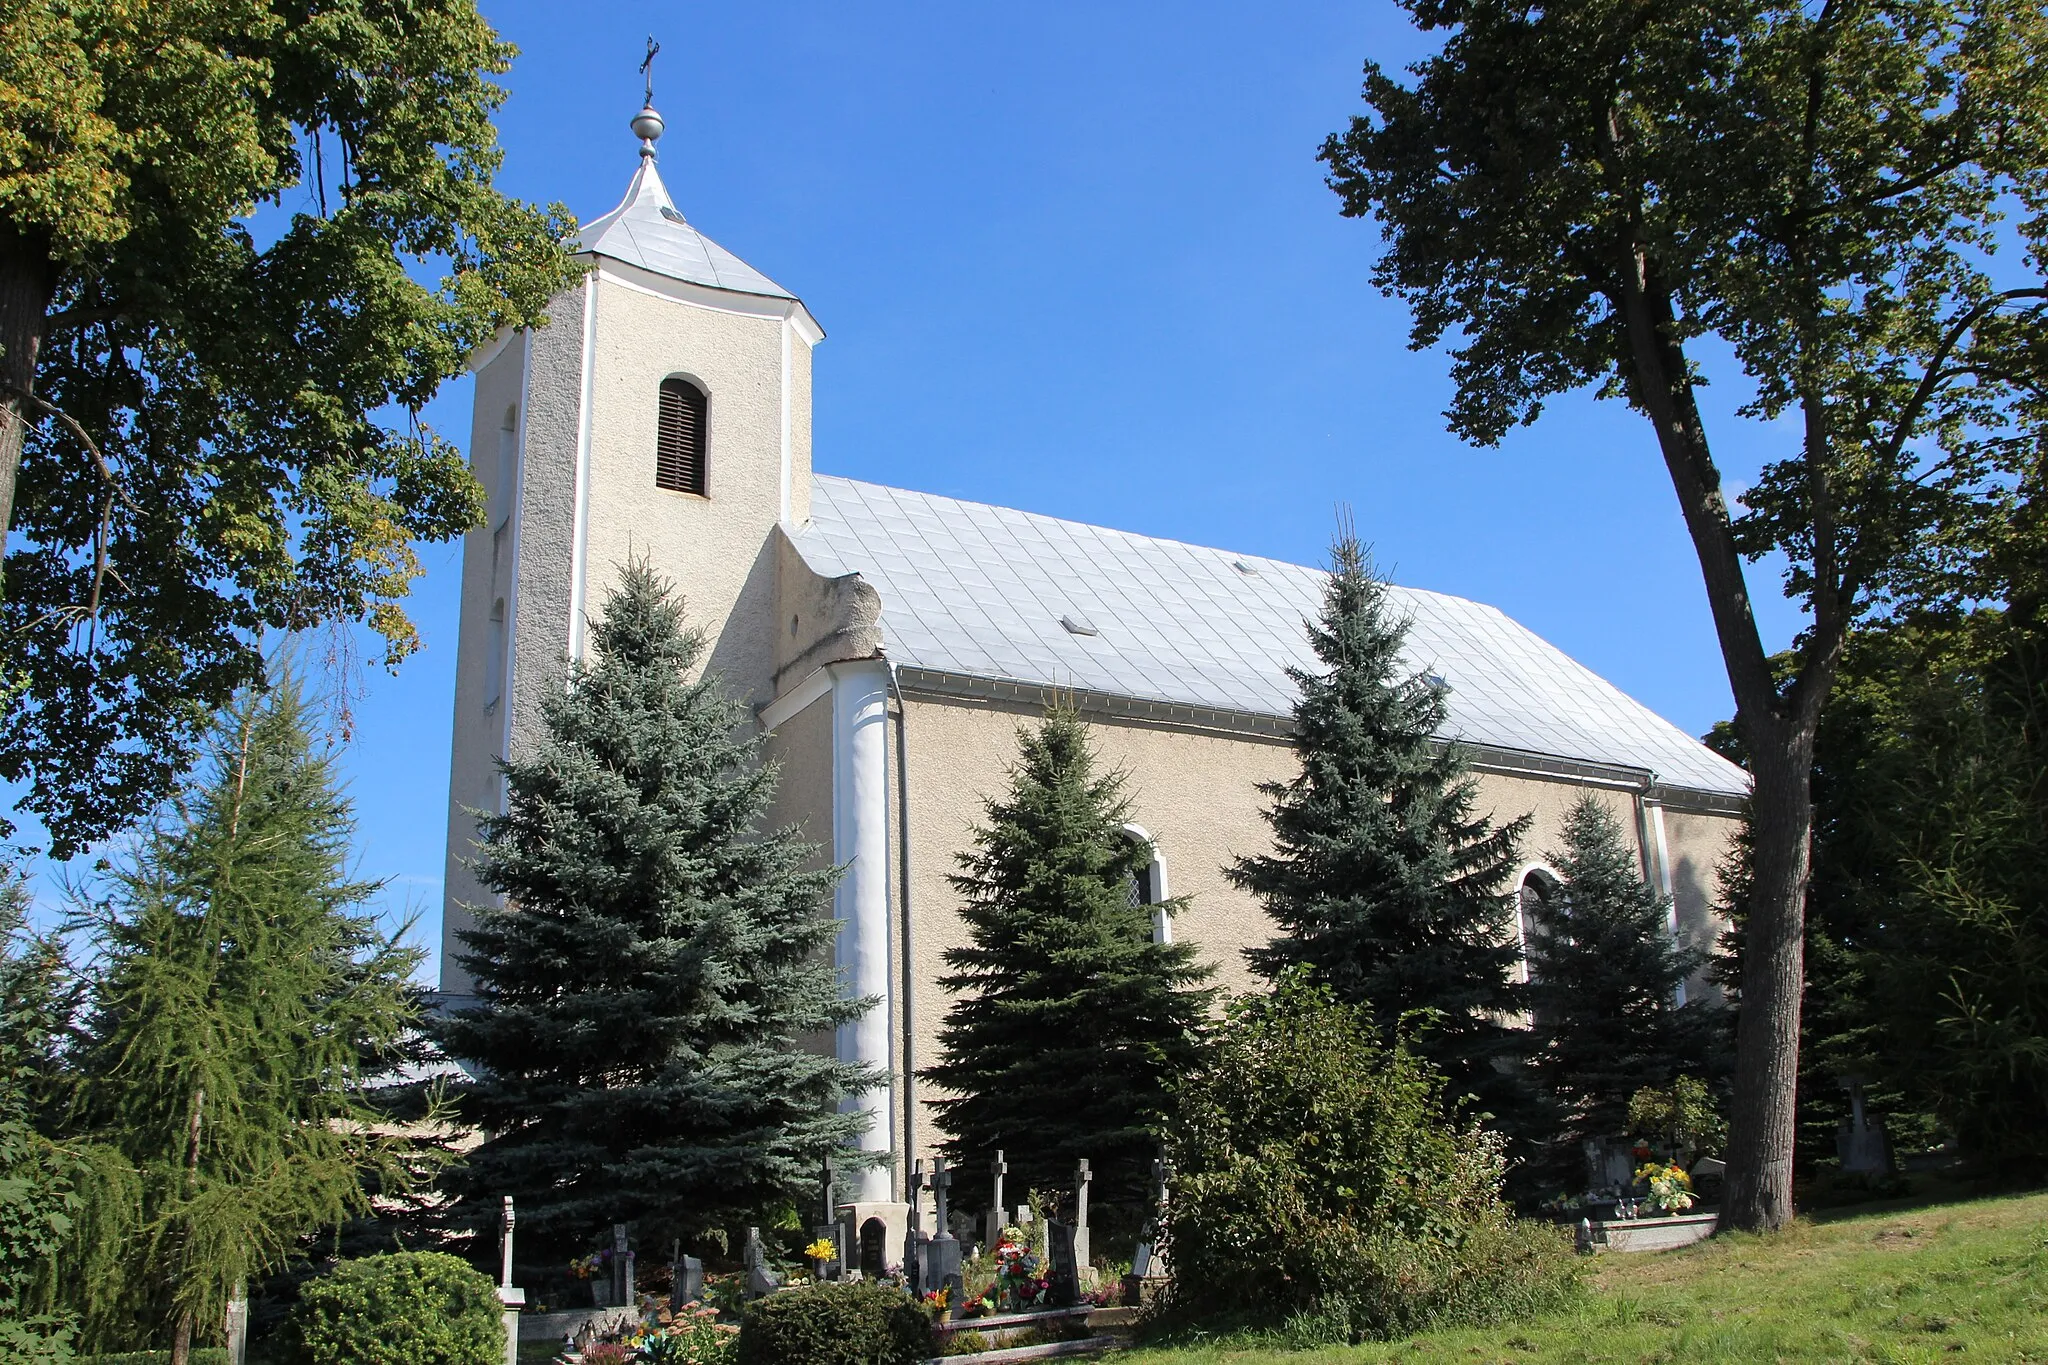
left=78, top=1356, right=228, bottom=1365
left=1162, top=975, right=1579, bottom=1341
left=735, top=1283, right=932, bottom=1365
left=285, top=1252, right=504, bottom=1365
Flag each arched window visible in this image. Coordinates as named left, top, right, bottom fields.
left=1122, top=825, right=1172, bottom=945
left=656, top=376, right=708, bottom=495
left=1518, top=867, right=1560, bottom=985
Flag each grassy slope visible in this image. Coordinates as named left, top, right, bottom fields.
left=1129, top=1191, right=2048, bottom=1364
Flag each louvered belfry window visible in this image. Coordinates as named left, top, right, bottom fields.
left=655, top=376, right=708, bottom=494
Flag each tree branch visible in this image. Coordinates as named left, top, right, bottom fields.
left=0, top=382, right=140, bottom=516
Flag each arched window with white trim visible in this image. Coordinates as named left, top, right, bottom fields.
left=1122, top=824, right=1172, bottom=945
left=1517, top=866, right=1562, bottom=985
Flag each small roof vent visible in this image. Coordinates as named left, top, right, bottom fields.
left=659, top=205, right=687, bottom=225
left=1232, top=558, right=1259, bottom=576
left=1061, top=614, right=1098, bottom=637
left=1425, top=672, right=1450, bottom=691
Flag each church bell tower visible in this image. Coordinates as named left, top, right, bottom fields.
left=439, top=94, right=825, bottom=996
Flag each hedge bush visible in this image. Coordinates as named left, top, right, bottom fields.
left=735, top=1283, right=931, bottom=1365
left=80, top=1355, right=229, bottom=1365
left=285, top=1252, right=504, bottom=1365
left=1163, top=976, right=1579, bottom=1342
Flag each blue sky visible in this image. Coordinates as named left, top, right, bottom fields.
left=26, top=1, right=1813, bottom=972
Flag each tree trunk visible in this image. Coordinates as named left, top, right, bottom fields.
left=0, top=222, right=57, bottom=565
left=1721, top=726, right=1816, bottom=1230
left=170, top=1308, right=196, bottom=1365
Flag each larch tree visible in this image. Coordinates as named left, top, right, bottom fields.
left=0, top=0, right=581, bottom=856
left=923, top=708, right=1215, bottom=1230
left=73, top=670, right=432, bottom=1364
left=436, top=560, right=876, bottom=1254
left=1323, top=0, right=2048, bottom=1229
left=1234, top=532, right=1529, bottom=1121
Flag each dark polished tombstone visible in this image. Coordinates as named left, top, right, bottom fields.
left=1045, top=1220, right=1080, bottom=1307
left=860, top=1217, right=887, bottom=1280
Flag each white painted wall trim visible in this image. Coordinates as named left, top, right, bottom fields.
left=567, top=276, right=598, bottom=663
left=831, top=660, right=895, bottom=1203
left=590, top=260, right=824, bottom=345
left=779, top=316, right=793, bottom=523
left=759, top=665, right=833, bottom=731
left=1645, top=801, right=1687, bottom=1006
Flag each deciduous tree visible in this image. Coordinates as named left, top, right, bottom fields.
left=1325, top=0, right=2048, bottom=1229
left=0, top=0, right=580, bottom=854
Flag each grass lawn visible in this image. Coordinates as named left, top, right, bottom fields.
left=1127, top=1190, right=2048, bottom=1364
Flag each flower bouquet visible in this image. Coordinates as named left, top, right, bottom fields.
left=1634, top=1160, right=1696, bottom=1215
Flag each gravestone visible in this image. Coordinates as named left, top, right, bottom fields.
left=986, top=1148, right=1008, bottom=1247
left=1072, top=1158, right=1093, bottom=1269
left=860, top=1217, right=888, bottom=1280
left=669, top=1240, right=704, bottom=1308
left=926, top=1158, right=964, bottom=1316
left=742, top=1226, right=783, bottom=1299
left=495, top=1198, right=525, bottom=1365
left=1837, top=1078, right=1894, bottom=1175
left=1584, top=1137, right=1637, bottom=1193
left=904, top=1160, right=928, bottom=1295
left=1045, top=1220, right=1080, bottom=1307
left=611, top=1225, right=634, bottom=1309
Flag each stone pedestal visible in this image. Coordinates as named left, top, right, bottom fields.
left=838, top=1200, right=910, bottom=1277
left=496, top=1286, right=525, bottom=1365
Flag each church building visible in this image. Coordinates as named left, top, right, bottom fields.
left=439, top=102, right=1750, bottom=1243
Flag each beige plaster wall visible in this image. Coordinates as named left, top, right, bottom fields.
left=440, top=334, right=534, bottom=995
left=576, top=273, right=814, bottom=709
left=1661, top=806, right=1733, bottom=996
left=890, top=690, right=1741, bottom=1167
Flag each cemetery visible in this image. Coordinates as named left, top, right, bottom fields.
left=4, top=2, right=2047, bottom=1364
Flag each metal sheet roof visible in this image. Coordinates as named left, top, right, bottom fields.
left=578, top=158, right=797, bottom=301
left=793, top=476, right=1749, bottom=798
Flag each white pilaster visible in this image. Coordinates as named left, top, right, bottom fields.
left=831, top=660, right=895, bottom=1202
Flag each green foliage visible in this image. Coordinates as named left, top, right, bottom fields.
left=923, top=707, right=1215, bottom=1224
left=284, top=1253, right=502, bottom=1365
left=437, top=560, right=876, bottom=1251
left=1162, top=975, right=1577, bottom=1342
left=0, top=969, right=76, bottom=1365
left=69, top=670, right=435, bottom=1350
left=74, top=1354, right=226, bottom=1365
left=1233, top=532, right=1528, bottom=1115
left=1714, top=603, right=2048, bottom=1173
left=0, top=0, right=584, bottom=856
left=1626, top=1077, right=1727, bottom=1160
left=1324, top=0, right=2048, bottom=1227
left=734, top=1282, right=932, bottom=1365
left=1524, top=797, right=1723, bottom=1182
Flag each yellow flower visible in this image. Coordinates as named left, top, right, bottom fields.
left=804, top=1237, right=838, bottom=1262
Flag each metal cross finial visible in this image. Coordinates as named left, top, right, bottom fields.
left=640, top=36, right=661, bottom=106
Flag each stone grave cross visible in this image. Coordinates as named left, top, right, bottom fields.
left=813, top=1156, right=843, bottom=1278
left=986, top=1148, right=1007, bottom=1246
left=905, top=1158, right=929, bottom=1295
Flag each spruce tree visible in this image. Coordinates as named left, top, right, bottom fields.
left=922, top=710, right=1214, bottom=1231
left=436, top=560, right=875, bottom=1251
left=1235, top=533, right=1529, bottom=1113
left=75, top=671, right=429, bottom=1362
left=1524, top=796, right=1719, bottom=1186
